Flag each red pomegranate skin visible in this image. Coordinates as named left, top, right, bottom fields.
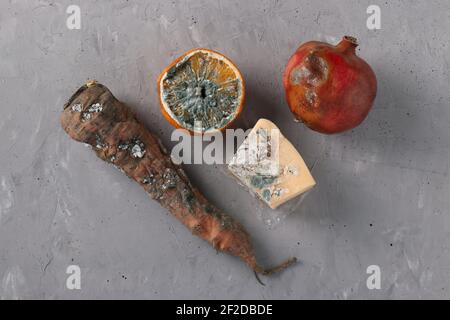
left=283, top=36, right=377, bottom=134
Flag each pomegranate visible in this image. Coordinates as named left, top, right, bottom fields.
left=283, top=36, right=377, bottom=134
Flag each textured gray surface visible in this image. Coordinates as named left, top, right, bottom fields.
left=1, top=0, right=449, bottom=299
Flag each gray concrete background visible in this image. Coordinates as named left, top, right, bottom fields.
left=1, top=0, right=449, bottom=299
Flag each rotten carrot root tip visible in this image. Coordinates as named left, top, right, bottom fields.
left=254, top=257, right=298, bottom=276
left=254, top=271, right=266, bottom=286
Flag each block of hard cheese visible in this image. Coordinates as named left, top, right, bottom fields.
left=228, top=119, right=316, bottom=209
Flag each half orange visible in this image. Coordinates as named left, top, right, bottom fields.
left=158, top=48, right=245, bottom=134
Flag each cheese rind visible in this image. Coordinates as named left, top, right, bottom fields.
left=228, top=119, right=316, bottom=209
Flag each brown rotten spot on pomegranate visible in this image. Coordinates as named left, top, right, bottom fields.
left=283, top=36, right=377, bottom=134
